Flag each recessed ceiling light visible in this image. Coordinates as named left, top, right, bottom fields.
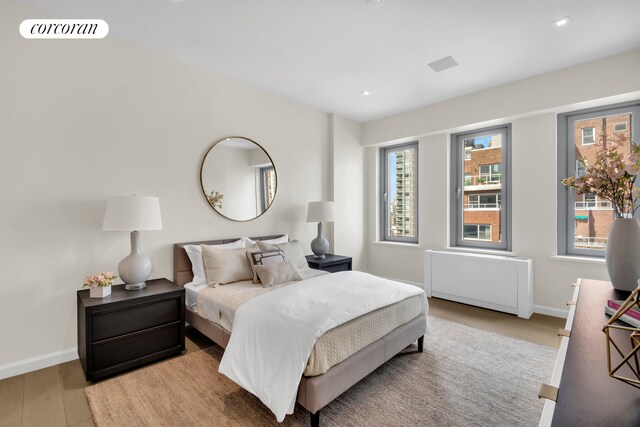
left=553, top=16, right=571, bottom=27
left=361, top=90, right=371, bottom=96
left=366, top=0, right=385, bottom=8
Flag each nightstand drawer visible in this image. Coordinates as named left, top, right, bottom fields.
left=306, top=254, right=352, bottom=273
left=92, top=322, right=182, bottom=372
left=92, top=298, right=181, bottom=341
left=323, top=263, right=350, bottom=273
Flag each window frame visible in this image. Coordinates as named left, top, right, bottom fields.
left=581, top=127, right=595, bottom=145
left=613, top=122, right=628, bottom=133
left=380, top=141, right=419, bottom=243
left=463, top=224, right=492, bottom=241
left=259, top=166, right=275, bottom=212
left=450, top=125, right=512, bottom=251
left=557, top=100, right=640, bottom=257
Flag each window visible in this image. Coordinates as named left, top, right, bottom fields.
left=467, top=193, right=501, bottom=209
left=380, top=142, right=418, bottom=243
left=451, top=125, right=511, bottom=250
left=581, top=127, right=595, bottom=145
left=576, top=159, right=587, bottom=177
left=463, top=224, right=492, bottom=241
left=558, top=101, right=640, bottom=256
left=614, top=122, right=628, bottom=133
left=478, top=164, right=501, bottom=183
left=260, top=166, right=276, bottom=212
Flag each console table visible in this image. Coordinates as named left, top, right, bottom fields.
left=539, top=278, right=640, bottom=426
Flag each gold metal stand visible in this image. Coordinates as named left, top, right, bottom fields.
left=602, top=287, right=640, bottom=388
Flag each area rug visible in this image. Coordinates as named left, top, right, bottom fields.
left=85, top=316, right=556, bottom=426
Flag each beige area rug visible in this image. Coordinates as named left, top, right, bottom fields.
left=85, top=316, right=556, bottom=426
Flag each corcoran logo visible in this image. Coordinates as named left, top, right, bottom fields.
left=19, top=19, right=109, bottom=39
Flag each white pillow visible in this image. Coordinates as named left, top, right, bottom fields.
left=240, top=235, right=287, bottom=248
left=240, top=237, right=256, bottom=247
left=261, top=234, right=289, bottom=245
left=184, top=239, right=245, bottom=284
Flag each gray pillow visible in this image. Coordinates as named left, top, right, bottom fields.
left=257, top=240, right=310, bottom=272
left=253, top=261, right=303, bottom=287
left=246, top=249, right=286, bottom=283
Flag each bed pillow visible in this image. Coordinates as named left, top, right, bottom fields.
left=257, top=240, right=310, bottom=272
left=201, top=244, right=257, bottom=286
left=240, top=235, right=287, bottom=248
left=254, top=261, right=302, bottom=287
left=261, top=234, right=289, bottom=245
left=240, top=237, right=256, bottom=247
left=246, top=249, right=286, bottom=283
left=184, top=239, right=245, bottom=284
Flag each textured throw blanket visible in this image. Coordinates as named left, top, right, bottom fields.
left=218, top=271, right=427, bottom=422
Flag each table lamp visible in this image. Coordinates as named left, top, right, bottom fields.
left=307, top=201, right=334, bottom=259
left=102, top=195, right=163, bottom=290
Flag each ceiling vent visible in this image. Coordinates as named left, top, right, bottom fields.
left=428, top=55, right=458, bottom=73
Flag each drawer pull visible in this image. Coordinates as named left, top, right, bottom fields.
left=538, top=383, right=558, bottom=402
left=557, top=329, right=571, bottom=337
left=566, top=300, right=576, bottom=306
left=571, top=282, right=579, bottom=288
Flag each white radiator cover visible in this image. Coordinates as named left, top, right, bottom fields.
left=424, top=250, right=533, bottom=319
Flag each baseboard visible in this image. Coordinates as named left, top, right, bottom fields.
left=0, top=348, right=78, bottom=380
left=534, top=305, right=569, bottom=319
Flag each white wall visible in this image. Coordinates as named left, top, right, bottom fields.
left=0, top=1, right=334, bottom=373
left=363, top=49, right=640, bottom=314
left=331, top=115, right=366, bottom=271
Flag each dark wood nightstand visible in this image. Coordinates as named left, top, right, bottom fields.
left=77, top=278, right=185, bottom=381
left=306, top=254, right=352, bottom=273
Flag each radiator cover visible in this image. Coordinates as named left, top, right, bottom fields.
left=424, top=250, right=533, bottom=319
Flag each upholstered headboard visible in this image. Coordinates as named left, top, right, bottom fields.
left=172, top=235, right=285, bottom=286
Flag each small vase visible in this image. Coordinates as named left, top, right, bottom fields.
left=605, top=217, right=640, bottom=291
left=90, top=285, right=111, bottom=298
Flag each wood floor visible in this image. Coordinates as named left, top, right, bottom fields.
left=0, top=298, right=565, bottom=427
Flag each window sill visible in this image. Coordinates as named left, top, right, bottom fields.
left=550, top=255, right=605, bottom=265
left=373, top=241, right=421, bottom=248
left=443, top=246, right=517, bottom=257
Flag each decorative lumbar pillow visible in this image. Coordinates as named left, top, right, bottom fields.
left=257, top=240, right=310, bottom=272
left=254, top=261, right=302, bottom=287
left=201, top=244, right=257, bottom=286
left=246, top=249, right=286, bottom=283
left=184, top=239, right=245, bottom=284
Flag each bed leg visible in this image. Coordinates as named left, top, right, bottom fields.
left=417, top=336, right=424, bottom=353
left=310, top=411, right=320, bottom=427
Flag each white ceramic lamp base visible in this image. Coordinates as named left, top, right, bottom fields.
left=118, top=231, right=152, bottom=290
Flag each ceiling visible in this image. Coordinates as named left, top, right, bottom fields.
left=18, top=0, right=640, bottom=122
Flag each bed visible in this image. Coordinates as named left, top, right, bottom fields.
left=173, top=235, right=427, bottom=426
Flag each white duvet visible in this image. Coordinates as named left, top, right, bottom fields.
left=218, top=271, right=427, bottom=422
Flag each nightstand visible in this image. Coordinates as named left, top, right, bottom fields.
left=306, top=254, right=352, bottom=273
left=77, top=278, right=185, bottom=381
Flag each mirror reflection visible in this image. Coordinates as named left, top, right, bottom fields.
left=200, top=137, right=277, bottom=222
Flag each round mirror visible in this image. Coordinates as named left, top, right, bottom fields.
left=200, top=136, right=277, bottom=222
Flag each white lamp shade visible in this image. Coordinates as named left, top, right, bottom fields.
left=102, top=196, right=163, bottom=231
left=307, top=201, right=334, bottom=223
